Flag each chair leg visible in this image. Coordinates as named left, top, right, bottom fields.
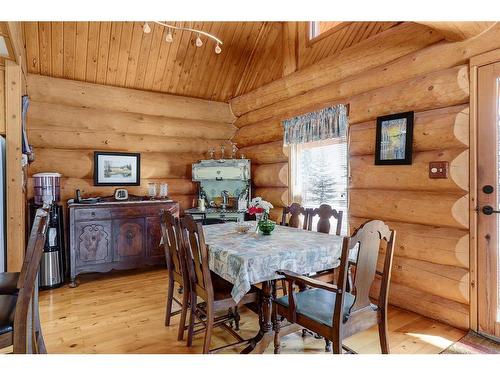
left=378, top=309, right=390, bottom=354
left=281, top=280, right=287, bottom=295
left=324, top=339, right=332, bottom=352
left=331, top=336, right=342, bottom=354
left=234, top=306, right=240, bottom=331
left=273, top=320, right=281, bottom=354
left=165, top=277, right=175, bottom=326
left=177, top=285, right=190, bottom=341
left=202, top=304, right=214, bottom=354
left=187, top=294, right=197, bottom=347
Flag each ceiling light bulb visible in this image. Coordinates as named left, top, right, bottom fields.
left=195, top=34, right=203, bottom=47
left=143, top=22, right=151, bottom=34
left=165, top=29, right=173, bottom=43
left=215, top=43, right=222, bottom=54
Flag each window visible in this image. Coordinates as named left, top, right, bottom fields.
left=309, top=21, right=343, bottom=40
left=290, top=137, right=348, bottom=235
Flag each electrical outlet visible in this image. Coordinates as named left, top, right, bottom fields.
left=429, top=161, right=449, bottom=179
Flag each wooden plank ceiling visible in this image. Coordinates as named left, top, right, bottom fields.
left=22, top=21, right=400, bottom=102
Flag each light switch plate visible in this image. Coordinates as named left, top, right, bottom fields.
left=429, top=161, right=449, bottom=179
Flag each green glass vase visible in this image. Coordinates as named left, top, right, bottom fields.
left=258, top=219, right=275, bottom=235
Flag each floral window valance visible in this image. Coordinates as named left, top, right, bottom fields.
left=282, top=104, right=349, bottom=145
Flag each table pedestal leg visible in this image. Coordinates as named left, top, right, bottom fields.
left=241, top=280, right=274, bottom=353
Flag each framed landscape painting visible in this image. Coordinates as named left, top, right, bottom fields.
left=94, top=152, right=141, bottom=186
left=375, top=111, right=414, bottom=165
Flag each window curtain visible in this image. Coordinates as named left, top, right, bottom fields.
left=285, top=104, right=349, bottom=209
left=282, top=104, right=348, bottom=146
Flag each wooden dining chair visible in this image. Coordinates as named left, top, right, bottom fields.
left=273, top=220, right=396, bottom=354
left=280, top=203, right=308, bottom=230
left=307, top=204, right=344, bottom=284
left=160, top=210, right=191, bottom=342
left=0, top=207, right=49, bottom=354
left=180, top=215, right=260, bottom=354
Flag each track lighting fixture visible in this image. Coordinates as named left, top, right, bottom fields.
left=143, top=21, right=223, bottom=54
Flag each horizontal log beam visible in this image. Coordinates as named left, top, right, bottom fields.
left=349, top=189, right=468, bottom=229
left=232, top=118, right=283, bottom=148
left=29, top=148, right=199, bottom=180
left=254, top=187, right=288, bottom=208
left=371, top=277, right=469, bottom=330
left=28, top=129, right=231, bottom=154
left=230, top=23, right=441, bottom=116
left=28, top=101, right=236, bottom=140
left=27, top=74, right=235, bottom=123
left=378, top=255, right=469, bottom=304
left=27, top=177, right=196, bottom=201
left=350, top=149, right=468, bottom=193
left=349, top=105, right=469, bottom=156
left=350, top=217, right=469, bottom=269
left=416, top=21, right=496, bottom=41
left=239, top=141, right=287, bottom=165
left=252, top=163, right=288, bottom=188
left=236, top=64, right=468, bottom=128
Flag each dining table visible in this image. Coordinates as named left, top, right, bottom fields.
left=203, top=221, right=344, bottom=354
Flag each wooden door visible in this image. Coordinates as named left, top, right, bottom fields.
left=477, top=61, right=500, bottom=339
left=113, top=218, right=145, bottom=262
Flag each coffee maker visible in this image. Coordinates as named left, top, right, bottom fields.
left=29, top=173, right=66, bottom=289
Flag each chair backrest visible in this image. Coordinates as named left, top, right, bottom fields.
left=14, top=207, right=49, bottom=353
left=309, top=204, right=343, bottom=235
left=334, top=220, right=395, bottom=321
left=160, top=210, right=185, bottom=281
left=179, top=215, right=213, bottom=301
left=280, top=203, right=307, bottom=230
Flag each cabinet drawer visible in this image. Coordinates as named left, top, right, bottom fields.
left=73, top=208, right=111, bottom=221
left=111, top=204, right=177, bottom=219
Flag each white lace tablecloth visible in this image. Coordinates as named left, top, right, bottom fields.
left=203, top=222, right=343, bottom=302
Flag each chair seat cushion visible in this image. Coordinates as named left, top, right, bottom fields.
left=275, top=288, right=355, bottom=327
left=0, top=294, right=17, bottom=335
left=0, top=272, right=20, bottom=295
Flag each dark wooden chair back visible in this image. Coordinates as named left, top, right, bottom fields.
left=309, top=204, right=343, bottom=235
left=337, top=220, right=395, bottom=318
left=180, top=215, right=213, bottom=301
left=280, top=203, right=307, bottom=230
left=160, top=210, right=185, bottom=280
left=14, top=207, right=49, bottom=353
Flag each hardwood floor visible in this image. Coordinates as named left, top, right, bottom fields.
left=22, top=268, right=467, bottom=354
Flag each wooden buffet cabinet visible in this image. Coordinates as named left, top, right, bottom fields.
left=68, top=200, right=179, bottom=286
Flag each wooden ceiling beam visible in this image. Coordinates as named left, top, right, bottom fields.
left=416, top=21, right=497, bottom=41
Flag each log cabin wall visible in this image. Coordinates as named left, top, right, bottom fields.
left=26, top=74, right=236, bottom=210
left=232, top=22, right=500, bottom=330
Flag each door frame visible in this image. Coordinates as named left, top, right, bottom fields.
left=470, top=48, right=500, bottom=333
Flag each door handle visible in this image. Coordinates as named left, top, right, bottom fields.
left=482, top=205, right=500, bottom=215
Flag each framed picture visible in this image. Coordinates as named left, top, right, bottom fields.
left=94, top=152, right=140, bottom=186
left=375, top=111, right=414, bottom=165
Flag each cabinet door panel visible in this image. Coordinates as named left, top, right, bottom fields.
left=146, top=217, right=164, bottom=259
left=113, top=218, right=145, bottom=261
left=75, top=222, right=113, bottom=266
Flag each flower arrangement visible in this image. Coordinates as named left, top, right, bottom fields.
left=248, top=197, right=273, bottom=219
left=248, top=197, right=275, bottom=234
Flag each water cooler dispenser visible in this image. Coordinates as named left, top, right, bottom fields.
left=29, top=172, right=66, bottom=289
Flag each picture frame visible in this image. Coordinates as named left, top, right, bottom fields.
left=375, top=111, right=414, bottom=165
left=94, top=151, right=141, bottom=186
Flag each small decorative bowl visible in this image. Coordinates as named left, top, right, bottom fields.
left=258, top=220, right=276, bottom=235
left=235, top=222, right=253, bottom=234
